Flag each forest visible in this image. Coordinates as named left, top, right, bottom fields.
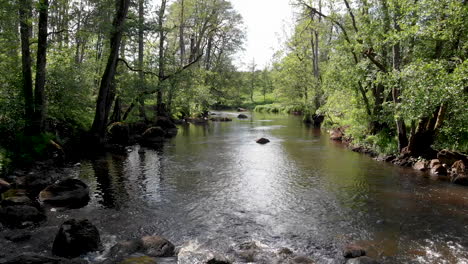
left=0, top=0, right=467, bottom=166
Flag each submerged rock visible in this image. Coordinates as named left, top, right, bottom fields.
left=0, top=205, right=46, bottom=228
left=2, top=253, right=87, bottom=264
left=206, top=256, right=231, bottom=264
left=343, top=245, right=366, bottom=258
left=119, top=256, right=158, bottom=264
left=289, top=255, right=315, bottom=263
left=4, top=230, right=32, bottom=242
left=141, top=235, right=175, bottom=257
left=237, top=114, right=248, bottom=119
left=256, top=138, right=270, bottom=144
left=39, top=179, right=90, bottom=208
left=346, top=256, right=380, bottom=264
left=52, top=219, right=101, bottom=258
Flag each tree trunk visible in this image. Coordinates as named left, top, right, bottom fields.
left=179, top=0, right=185, bottom=66
left=33, top=0, right=49, bottom=133
left=392, top=4, right=408, bottom=152
left=138, top=0, right=148, bottom=122
left=156, top=0, right=167, bottom=117
left=90, top=0, right=130, bottom=141
left=19, top=0, right=34, bottom=134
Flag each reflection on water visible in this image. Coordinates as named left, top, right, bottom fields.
left=40, top=112, right=468, bottom=263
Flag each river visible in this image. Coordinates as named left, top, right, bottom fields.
left=7, top=112, right=468, bottom=263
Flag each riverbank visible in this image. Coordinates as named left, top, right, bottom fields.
left=328, top=127, right=468, bottom=187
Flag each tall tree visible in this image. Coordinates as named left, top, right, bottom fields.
left=90, top=0, right=130, bottom=141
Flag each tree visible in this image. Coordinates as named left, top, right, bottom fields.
left=90, top=0, right=130, bottom=141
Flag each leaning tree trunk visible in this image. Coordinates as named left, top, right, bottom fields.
left=34, top=0, right=49, bottom=133
left=90, top=0, right=130, bottom=141
left=19, top=0, right=34, bottom=134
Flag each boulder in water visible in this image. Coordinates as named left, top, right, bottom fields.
left=2, top=253, right=87, bottom=264
left=343, top=245, right=366, bottom=258
left=52, top=219, right=101, bottom=258
left=450, top=160, right=467, bottom=185
left=329, top=128, right=343, bottom=140
left=108, top=122, right=130, bottom=145
left=430, top=164, right=447, bottom=176
left=210, top=117, right=232, bottom=122
left=39, top=179, right=90, bottom=208
left=237, top=114, right=248, bottom=119
left=141, top=235, right=175, bottom=257
left=256, top=138, right=270, bottom=144
left=290, top=256, right=315, bottom=264
left=346, top=256, right=380, bottom=264
left=437, top=149, right=468, bottom=167
left=412, top=161, right=427, bottom=171
left=141, top=127, right=166, bottom=143
left=155, top=116, right=177, bottom=130
left=119, top=256, right=158, bottom=264
left=0, top=178, right=11, bottom=194
left=0, top=205, right=46, bottom=228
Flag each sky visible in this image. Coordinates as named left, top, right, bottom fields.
left=229, top=0, right=294, bottom=71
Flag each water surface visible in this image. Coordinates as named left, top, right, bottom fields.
left=11, top=112, right=468, bottom=263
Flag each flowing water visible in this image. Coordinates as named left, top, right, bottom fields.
left=6, top=112, right=468, bottom=263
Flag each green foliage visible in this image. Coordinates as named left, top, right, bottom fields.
left=9, top=133, right=56, bottom=166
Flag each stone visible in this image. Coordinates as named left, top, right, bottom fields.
left=155, top=116, right=177, bottom=130
left=278, top=247, right=293, bottom=255
left=289, top=256, right=315, bottom=263
left=256, top=138, right=270, bottom=144
left=346, top=256, right=381, bottom=264
left=1, top=195, right=34, bottom=207
left=4, top=231, right=32, bottom=242
left=142, top=127, right=166, bottom=142
left=0, top=178, right=11, bottom=194
left=52, top=219, right=101, bottom=258
left=237, top=114, right=248, bottom=119
left=413, top=161, right=427, bottom=171
left=430, top=164, right=447, bottom=176
left=237, top=108, right=247, bottom=112
left=108, top=122, right=130, bottom=145
left=39, top=179, right=90, bottom=208
left=343, top=245, right=366, bottom=258
left=329, top=128, right=343, bottom=141
left=119, top=256, right=158, bottom=264
left=437, top=149, right=468, bottom=167
left=210, top=117, right=232, bottom=122
left=2, top=253, right=87, bottom=264
left=0, top=205, right=46, bottom=228
left=206, top=256, right=231, bottom=264
left=450, top=160, right=467, bottom=186
left=429, top=159, right=440, bottom=168
left=141, top=235, right=175, bottom=257
left=108, top=239, right=143, bottom=260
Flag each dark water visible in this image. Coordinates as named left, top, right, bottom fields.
left=7, top=112, right=468, bottom=263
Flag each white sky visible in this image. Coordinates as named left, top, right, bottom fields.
left=230, top=0, right=294, bottom=71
